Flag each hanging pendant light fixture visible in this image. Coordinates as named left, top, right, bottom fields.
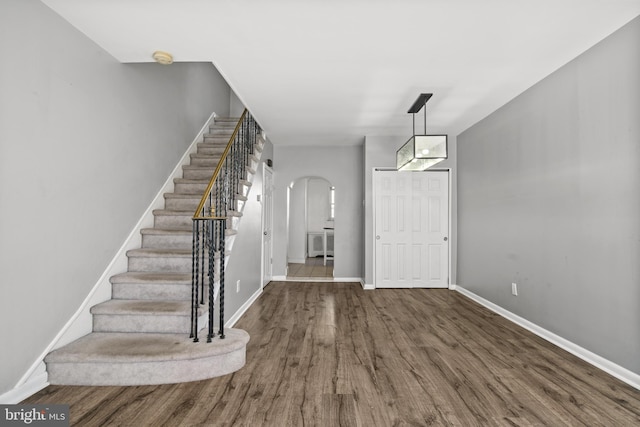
left=396, top=93, right=448, bottom=171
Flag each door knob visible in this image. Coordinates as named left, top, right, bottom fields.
left=444, top=237, right=448, bottom=241
left=264, top=232, right=267, bottom=235
left=376, top=235, right=380, bottom=240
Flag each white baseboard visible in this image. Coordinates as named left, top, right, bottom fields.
left=11, top=112, right=218, bottom=397
left=333, top=277, right=365, bottom=284
left=271, top=276, right=364, bottom=284
left=361, top=282, right=375, bottom=290
left=287, top=258, right=306, bottom=264
left=225, top=287, right=263, bottom=328
left=454, top=285, right=640, bottom=391
left=0, top=363, right=48, bottom=404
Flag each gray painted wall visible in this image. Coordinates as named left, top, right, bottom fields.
left=229, top=90, right=245, bottom=118
left=272, top=145, right=363, bottom=279
left=288, top=178, right=308, bottom=262
left=457, top=16, right=640, bottom=375
left=363, top=136, right=458, bottom=286
left=224, top=139, right=274, bottom=319
left=0, top=0, right=230, bottom=395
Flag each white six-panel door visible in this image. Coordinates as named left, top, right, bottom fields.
left=374, top=170, right=449, bottom=288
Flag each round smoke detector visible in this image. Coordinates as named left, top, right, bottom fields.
left=152, top=51, right=173, bottom=65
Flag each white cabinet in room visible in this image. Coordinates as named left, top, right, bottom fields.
left=308, top=232, right=333, bottom=257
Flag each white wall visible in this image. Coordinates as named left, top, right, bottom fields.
left=363, top=135, right=457, bottom=286
left=273, top=145, right=363, bottom=279
left=457, top=16, right=640, bottom=375
left=306, top=178, right=331, bottom=232
left=0, top=0, right=230, bottom=396
left=287, top=178, right=308, bottom=263
left=229, top=90, right=245, bottom=118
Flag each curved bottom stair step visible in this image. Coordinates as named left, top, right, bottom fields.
left=45, top=328, right=249, bottom=386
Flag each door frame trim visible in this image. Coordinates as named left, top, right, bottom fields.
left=261, top=165, right=274, bottom=289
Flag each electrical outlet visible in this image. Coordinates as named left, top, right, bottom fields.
left=511, top=283, right=518, bottom=296
left=236, top=280, right=241, bottom=293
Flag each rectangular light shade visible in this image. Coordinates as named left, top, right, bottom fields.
left=396, top=135, right=448, bottom=171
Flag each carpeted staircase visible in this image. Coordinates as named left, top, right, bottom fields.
left=44, top=117, right=262, bottom=386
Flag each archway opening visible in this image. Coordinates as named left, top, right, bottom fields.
left=286, top=176, right=334, bottom=279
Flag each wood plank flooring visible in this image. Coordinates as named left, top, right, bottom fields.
left=25, top=282, right=640, bottom=426
left=287, top=257, right=333, bottom=279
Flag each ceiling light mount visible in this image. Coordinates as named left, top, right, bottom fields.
left=396, top=93, right=448, bottom=171
left=152, top=51, right=173, bottom=65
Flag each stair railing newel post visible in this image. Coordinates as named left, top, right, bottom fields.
left=191, top=110, right=259, bottom=343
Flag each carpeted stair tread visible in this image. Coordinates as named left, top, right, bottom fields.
left=141, top=228, right=191, bottom=235
left=190, top=153, right=223, bottom=160
left=181, top=166, right=215, bottom=180
left=150, top=212, right=242, bottom=226
left=127, top=248, right=192, bottom=257
left=211, top=121, right=239, bottom=127
left=173, top=178, right=211, bottom=184
left=110, top=272, right=192, bottom=301
left=214, top=117, right=241, bottom=122
left=162, top=193, right=248, bottom=202
left=193, top=145, right=227, bottom=154
left=164, top=192, right=214, bottom=200
left=182, top=164, right=217, bottom=170
left=203, top=135, right=233, bottom=142
left=45, top=329, right=248, bottom=364
left=205, top=130, right=235, bottom=136
left=164, top=193, right=203, bottom=200
left=152, top=208, right=195, bottom=216
left=196, top=144, right=228, bottom=152
left=127, top=247, right=233, bottom=257
left=110, top=272, right=191, bottom=284
left=91, top=299, right=191, bottom=315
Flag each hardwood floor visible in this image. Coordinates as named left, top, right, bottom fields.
left=287, top=257, right=333, bottom=279
left=25, top=282, right=640, bottom=426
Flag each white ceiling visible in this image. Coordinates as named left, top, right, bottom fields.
left=42, top=0, right=640, bottom=146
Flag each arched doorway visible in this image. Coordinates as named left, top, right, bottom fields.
left=286, top=176, right=334, bottom=279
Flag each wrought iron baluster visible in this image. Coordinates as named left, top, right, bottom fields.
left=207, top=219, right=216, bottom=342
left=200, top=220, right=206, bottom=305
left=191, top=110, right=260, bottom=343
left=219, top=218, right=226, bottom=339
left=192, top=220, right=200, bottom=342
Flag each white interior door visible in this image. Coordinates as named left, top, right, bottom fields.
left=374, top=170, right=449, bottom=288
left=261, top=166, right=274, bottom=287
